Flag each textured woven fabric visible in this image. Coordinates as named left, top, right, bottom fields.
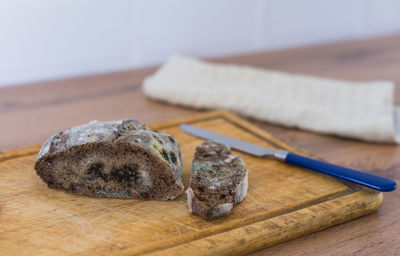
left=143, top=56, right=400, bottom=143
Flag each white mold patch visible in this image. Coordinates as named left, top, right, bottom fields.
left=186, top=188, right=194, bottom=213
left=234, top=171, right=248, bottom=203
left=211, top=203, right=233, bottom=218
left=139, top=169, right=152, bottom=188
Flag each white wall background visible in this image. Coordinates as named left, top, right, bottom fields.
left=1, top=0, right=400, bottom=87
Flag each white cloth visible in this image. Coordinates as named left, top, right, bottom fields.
left=143, top=56, right=400, bottom=143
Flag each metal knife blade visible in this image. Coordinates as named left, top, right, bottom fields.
left=179, top=123, right=397, bottom=192
left=179, top=124, right=277, bottom=157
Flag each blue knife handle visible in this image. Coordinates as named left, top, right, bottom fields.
left=285, top=152, right=397, bottom=192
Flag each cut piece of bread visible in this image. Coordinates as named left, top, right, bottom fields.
left=186, top=141, right=248, bottom=218
left=34, top=119, right=184, bottom=201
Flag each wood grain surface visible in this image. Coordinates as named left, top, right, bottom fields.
left=0, top=34, right=400, bottom=255
left=0, top=111, right=383, bottom=255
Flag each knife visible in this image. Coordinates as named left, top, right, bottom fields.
left=180, top=124, right=397, bottom=192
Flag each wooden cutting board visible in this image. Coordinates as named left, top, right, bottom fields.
left=0, top=111, right=382, bottom=256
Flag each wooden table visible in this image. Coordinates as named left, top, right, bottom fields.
left=1, top=35, right=399, bottom=255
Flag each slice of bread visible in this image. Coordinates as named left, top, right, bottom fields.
left=186, top=141, right=248, bottom=218
left=34, top=119, right=184, bottom=200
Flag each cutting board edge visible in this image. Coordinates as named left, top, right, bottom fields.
left=148, top=110, right=303, bottom=153
left=0, top=144, right=41, bottom=162
left=143, top=190, right=383, bottom=256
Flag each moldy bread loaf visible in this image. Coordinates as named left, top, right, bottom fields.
left=34, top=119, right=184, bottom=201
left=186, top=141, right=248, bottom=218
